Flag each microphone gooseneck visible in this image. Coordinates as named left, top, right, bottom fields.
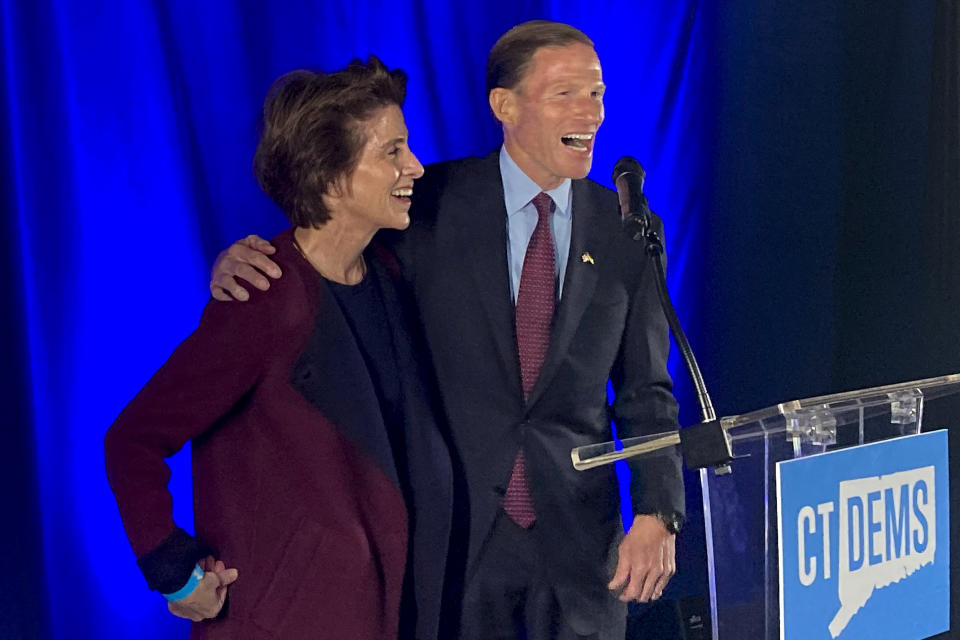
left=612, top=156, right=716, bottom=424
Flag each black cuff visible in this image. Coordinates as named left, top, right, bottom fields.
left=136, top=528, right=210, bottom=593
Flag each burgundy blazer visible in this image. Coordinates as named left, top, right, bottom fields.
left=105, top=229, right=452, bottom=639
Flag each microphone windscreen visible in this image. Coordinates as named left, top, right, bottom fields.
left=612, top=156, right=644, bottom=184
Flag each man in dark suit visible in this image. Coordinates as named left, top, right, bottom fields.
left=212, top=20, right=684, bottom=640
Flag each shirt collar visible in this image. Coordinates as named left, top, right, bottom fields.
left=499, top=146, right=572, bottom=219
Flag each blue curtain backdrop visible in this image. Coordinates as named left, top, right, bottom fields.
left=7, top=2, right=959, bottom=638
left=3, top=2, right=714, bottom=638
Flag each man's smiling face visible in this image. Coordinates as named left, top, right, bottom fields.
left=493, top=42, right=605, bottom=190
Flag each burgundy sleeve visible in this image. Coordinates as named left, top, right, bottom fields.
left=104, top=287, right=284, bottom=591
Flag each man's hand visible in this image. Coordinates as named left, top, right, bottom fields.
left=210, top=235, right=282, bottom=301
left=607, top=514, right=676, bottom=603
left=167, top=556, right=239, bottom=622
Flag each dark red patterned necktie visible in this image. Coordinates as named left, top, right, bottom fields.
left=503, top=192, right=555, bottom=528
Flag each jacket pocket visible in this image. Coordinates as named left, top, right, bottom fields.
left=249, top=517, right=327, bottom=634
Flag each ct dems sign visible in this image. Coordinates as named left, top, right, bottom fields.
left=776, top=431, right=950, bottom=640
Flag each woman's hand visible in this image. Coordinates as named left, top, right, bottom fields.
left=167, top=556, right=239, bottom=622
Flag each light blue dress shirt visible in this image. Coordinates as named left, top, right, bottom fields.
left=499, top=146, right=573, bottom=303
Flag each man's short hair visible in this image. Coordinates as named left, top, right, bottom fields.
left=486, top=20, right=594, bottom=97
left=254, top=55, right=407, bottom=228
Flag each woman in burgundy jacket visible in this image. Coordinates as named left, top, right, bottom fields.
left=105, top=56, right=453, bottom=639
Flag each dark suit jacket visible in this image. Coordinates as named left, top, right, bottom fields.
left=105, top=230, right=452, bottom=639
left=388, top=151, right=685, bottom=633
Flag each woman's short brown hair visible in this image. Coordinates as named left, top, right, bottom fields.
left=254, top=55, right=407, bottom=228
left=486, top=20, right=594, bottom=97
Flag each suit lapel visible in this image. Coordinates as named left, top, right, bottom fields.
left=290, top=277, right=398, bottom=486
left=450, top=154, right=523, bottom=396
left=526, top=179, right=609, bottom=408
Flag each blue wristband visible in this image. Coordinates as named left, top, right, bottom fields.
left=162, top=564, right=204, bottom=602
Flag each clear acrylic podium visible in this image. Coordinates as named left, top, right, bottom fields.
left=572, top=374, right=960, bottom=640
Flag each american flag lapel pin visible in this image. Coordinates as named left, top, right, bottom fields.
left=580, top=252, right=594, bottom=265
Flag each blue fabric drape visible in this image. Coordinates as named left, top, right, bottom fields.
left=3, top=2, right=711, bottom=637
left=7, top=1, right=959, bottom=638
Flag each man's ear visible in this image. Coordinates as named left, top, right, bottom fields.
left=489, top=87, right=517, bottom=125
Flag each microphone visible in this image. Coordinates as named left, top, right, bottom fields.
left=612, top=156, right=652, bottom=240
left=611, top=155, right=727, bottom=469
